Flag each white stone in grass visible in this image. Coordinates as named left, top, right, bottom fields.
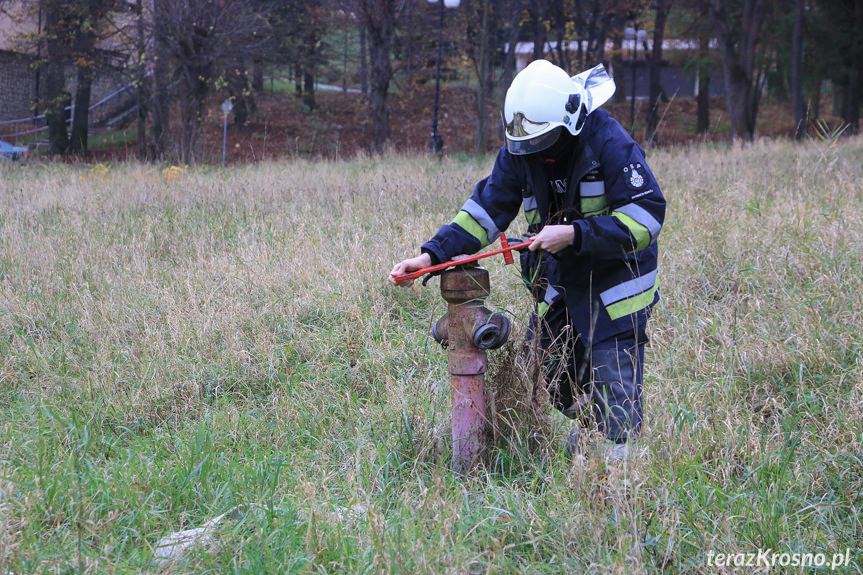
left=151, top=503, right=262, bottom=566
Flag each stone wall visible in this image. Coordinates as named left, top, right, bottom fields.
left=0, top=50, right=37, bottom=122
left=0, top=49, right=128, bottom=125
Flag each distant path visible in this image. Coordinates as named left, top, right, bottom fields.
left=264, top=76, right=361, bottom=94
left=316, top=83, right=362, bottom=94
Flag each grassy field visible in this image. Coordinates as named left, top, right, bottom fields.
left=1, top=137, right=861, bottom=574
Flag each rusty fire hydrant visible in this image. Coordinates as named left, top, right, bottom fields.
left=432, top=264, right=511, bottom=474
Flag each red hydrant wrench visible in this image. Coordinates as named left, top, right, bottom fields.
left=392, top=234, right=534, bottom=283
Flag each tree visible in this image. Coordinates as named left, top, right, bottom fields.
left=354, top=0, right=402, bottom=153
left=41, top=0, right=71, bottom=155
left=69, top=0, right=117, bottom=155
left=271, top=1, right=328, bottom=111
left=790, top=0, right=804, bottom=138
left=670, top=0, right=718, bottom=135
left=645, top=0, right=672, bottom=146
left=150, top=0, right=272, bottom=163
left=464, top=0, right=497, bottom=151
left=24, top=0, right=122, bottom=156
left=843, top=0, right=863, bottom=132
left=708, top=0, right=769, bottom=142
left=570, top=0, right=629, bottom=71
left=696, top=35, right=711, bottom=134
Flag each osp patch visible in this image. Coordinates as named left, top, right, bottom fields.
left=622, top=163, right=645, bottom=188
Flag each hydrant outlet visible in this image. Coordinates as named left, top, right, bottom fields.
left=472, top=312, right=511, bottom=350
left=432, top=313, right=449, bottom=348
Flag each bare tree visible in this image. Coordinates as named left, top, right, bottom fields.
left=464, top=0, right=497, bottom=151
left=69, top=0, right=118, bottom=155
left=696, top=35, right=711, bottom=134
left=790, top=0, right=805, bottom=138
left=41, top=0, right=72, bottom=154
left=150, top=0, right=272, bottom=163
left=645, top=0, right=671, bottom=147
left=844, top=0, right=863, bottom=133
left=354, top=0, right=402, bottom=153
left=527, top=0, right=551, bottom=61
left=708, top=0, right=769, bottom=142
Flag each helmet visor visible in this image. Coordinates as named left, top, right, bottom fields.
left=505, top=125, right=563, bottom=156
left=505, top=111, right=550, bottom=138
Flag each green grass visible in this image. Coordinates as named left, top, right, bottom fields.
left=0, top=138, right=861, bottom=573
left=87, top=128, right=138, bottom=153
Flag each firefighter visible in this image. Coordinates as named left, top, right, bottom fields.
left=389, top=59, right=665, bottom=458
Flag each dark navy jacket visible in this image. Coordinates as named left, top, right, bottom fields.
left=422, top=109, right=665, bottom=345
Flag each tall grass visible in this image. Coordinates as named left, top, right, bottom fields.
left=0, top=138, right=861, bottom=573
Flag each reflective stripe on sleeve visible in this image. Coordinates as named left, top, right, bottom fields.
left=452, top=211, right=491, bottom=247
left=600, top=270, right=658, bottom=320
left=614, top=203, right=661, bottom=241
left=611, top=211, right=650, bottom=251
left=600, top=269, right=658, bottom=306
left=462, top=199, right=500, bottom=243
left=605, top=284, right=658, bottom=320
left=523, top=195, right=541, bottom=225
left=581, top=195, right=608, bottom=216
left=579, top=180, right=605, bottom=197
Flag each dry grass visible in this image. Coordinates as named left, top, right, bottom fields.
left=0, top=137, right=861, bottom=573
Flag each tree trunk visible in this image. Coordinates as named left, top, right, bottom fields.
left=70, top=62, right=93, bottom=155
left=69, top=0, right=101, bottom=156
left=252, top=58, right=264, bottom=92
left=359, top=22, right=368, bottom=95
left=696, top=36, right=710, bottom=134
left=791, top=0, right=805, bottom=139
left=709, top=0, right=766, bottom=143
left=135, top=0, right=149, bottom=160
left=645, top=0, right=669, bottom=147
left=500, top=2, right=520, bottom=93
left=179, top=68, right=208, bottom=164
left=529, top=1, right=547, bottom=61
left=475, top=0, right=493, bottom=152
left=612, top=32, right=627, bottom=104
left=359, top=0, right=397, bottom=154
left=151, top=0, right=172, bottom=160
left=842, top=0, right=863, bottom=133
left=303, top=70, right=315, bottom=110
left=367, top=35, right=392, bottom=152
left=230, top=64, right=251, bottom=128
left=43, top=1, right=68, bottom=155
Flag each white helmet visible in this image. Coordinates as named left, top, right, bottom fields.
left=503, top=60, right=616, bottom=155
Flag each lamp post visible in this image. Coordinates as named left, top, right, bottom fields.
left=429, top=0, right=460, bottom=156
left=624, top=24, right=648, bottom=130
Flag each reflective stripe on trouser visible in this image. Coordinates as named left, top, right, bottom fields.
left=527, top=305, right=644, bottom=442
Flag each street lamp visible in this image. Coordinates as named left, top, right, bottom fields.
left=624, top=24, right=649, bottom=129
left=429, top=0, right=460, bottom=156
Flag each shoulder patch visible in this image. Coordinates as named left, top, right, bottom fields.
left=622, top=162, right=645, bottom=188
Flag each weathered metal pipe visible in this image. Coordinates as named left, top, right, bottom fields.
left=434, top=264, right=510, bottom=474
